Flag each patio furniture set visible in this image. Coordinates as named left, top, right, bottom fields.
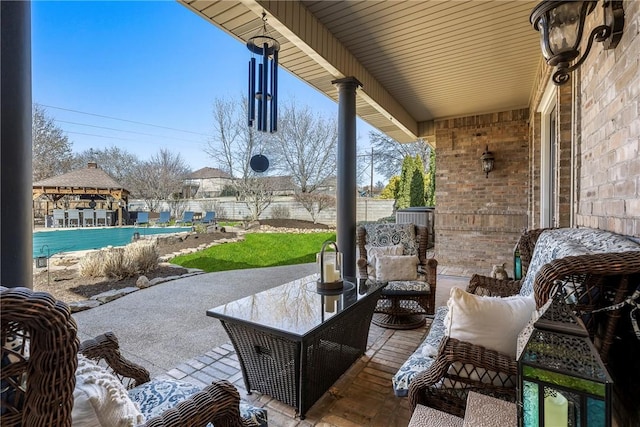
left=135, top=210, right=216, bottom=227
left=3, top=223, right=639, bottom=426
left=52, top=208, right=111, bottom=227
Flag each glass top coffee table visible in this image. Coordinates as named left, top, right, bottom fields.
left=207, top=273, right=384, bottom=419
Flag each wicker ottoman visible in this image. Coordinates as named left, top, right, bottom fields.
left=408, top=404, right=464, bottom=427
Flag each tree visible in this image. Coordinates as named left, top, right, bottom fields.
left=379, top=176, right=400, bottom=199
left=396, top=156, right=414, bottom=209
left=294, top=192, right=336, bottom=223
left=128, top=149, right=190, bottom=211
left=32, top=104, right=74, bottom=181
left=365, top=131, right=432, bottom=180
left=409, top=155, right=426, bottom=207
left=266, top=102, right=337, bottom=193
left=73, top=146, right=140, bottom=190
left=425, top=149, right=436, bottom=206
left=206, top=96, right=274, bottom=220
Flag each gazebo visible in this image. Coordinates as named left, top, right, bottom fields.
left=32, top=162, right=130, bottom=226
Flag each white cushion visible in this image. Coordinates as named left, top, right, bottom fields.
left=365, top=244, right=403, bottom=279
left=72, top=354, right=144, bottom=427
left=444, top=287, right=536, bottom=358
left=375, top=255, right=419, bottom=282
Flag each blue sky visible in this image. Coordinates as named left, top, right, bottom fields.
left=32, top=0, right=377, bottom=176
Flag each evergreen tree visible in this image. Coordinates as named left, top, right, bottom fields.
left=379, top=176, right=400, bottom=199
left=396, top=156, right=414, bottom=209
left=410, top=155, right=425, bottom=207
left=425, top=149, right=436, bottom=206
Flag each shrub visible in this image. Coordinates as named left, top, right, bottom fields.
left=271, top=205, right=290, bottom=219
left=78, top=240, right=159, bottom=279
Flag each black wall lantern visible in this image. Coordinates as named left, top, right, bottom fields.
left=247, top=12, right=280, bottom=132
left=481, top=145, right=495, bottom=178
left=530, top=1, right=624, bottom=85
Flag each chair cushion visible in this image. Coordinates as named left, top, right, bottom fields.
left=392, top=306, right=448, bottom=396
left=444, top=287, right=535, bottom=358
left=383, top=280, right=430, bottom=295
left=72, top=355, right=144, bottom=427
left=375, top=255, right=419, bottom=282
left=365, top=244, right=404, bottom=280
left=128, top=379, right=268, bottom=427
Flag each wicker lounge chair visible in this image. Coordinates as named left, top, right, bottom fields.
left=406, top=229, right=640, bottom=418
left=357, top=223, right=437, bottom=329
left=1, top=286, right=267, bottom=427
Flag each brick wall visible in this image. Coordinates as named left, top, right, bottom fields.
left=577, top=1, right=639, bottom=235
left=434, top=109, right=529, bottom=274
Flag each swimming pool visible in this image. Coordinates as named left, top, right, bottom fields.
left=33, top=227, right=191, bottom=258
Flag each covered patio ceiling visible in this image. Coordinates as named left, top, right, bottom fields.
left=180, top=0, right=542, bottom=145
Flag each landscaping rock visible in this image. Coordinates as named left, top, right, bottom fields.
left=136, top=275, right=151, bottom=289
left=69, top=299, right=101, bottom=313
left=91, top=287, right=139, bottom=303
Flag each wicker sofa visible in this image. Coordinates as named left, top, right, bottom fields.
left=391, top=227, right=640, bottom=418
left=0, top=286, right=267, bottom=427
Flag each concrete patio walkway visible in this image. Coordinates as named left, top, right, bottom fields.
left=73, top=263, right=317, bottom=377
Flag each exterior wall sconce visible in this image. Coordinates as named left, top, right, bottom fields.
left=481, top=145, right=495, bottom=178
left=530, top=1, right=625, bottom=85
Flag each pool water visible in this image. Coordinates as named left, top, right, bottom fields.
left=33, top=227, right=191, bottom=258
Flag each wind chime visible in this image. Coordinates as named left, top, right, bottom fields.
left=247, top=12, right=280, bottom=133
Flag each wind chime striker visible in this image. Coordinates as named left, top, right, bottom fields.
left=247, top=12, right=280, bottom=133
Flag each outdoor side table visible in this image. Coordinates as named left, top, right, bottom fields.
left=207, top=274, right=384, bottom=419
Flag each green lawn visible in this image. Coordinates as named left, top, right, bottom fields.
left=170, top=232, right=336, bottom=272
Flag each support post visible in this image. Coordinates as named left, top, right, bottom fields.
left=331, top=77, right=362, bottom=280
left=1, top=1, right=33, bottom=288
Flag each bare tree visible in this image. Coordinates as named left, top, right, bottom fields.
left=294, top=192, right=336, bottom=224
left=32, top=104, right=74, bottom=181
left=267, top=102, right=337, bottom=193
left=73, top=146, right=140, bottom=190
left=365, top=132, right=432, bottom=180
left=206, top=96, right=274, bottom=220
left=128, top=149, right=190, bottom=212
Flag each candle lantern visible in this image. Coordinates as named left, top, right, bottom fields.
left=517, top=291, right=612, bottom=427
left=316, top=241, right=343, bottom=291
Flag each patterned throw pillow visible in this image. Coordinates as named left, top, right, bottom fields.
left=364, top=223, right=418, bottom=256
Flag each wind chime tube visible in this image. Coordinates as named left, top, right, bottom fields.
left=270, top=50, right=278, bottom=132
left=261, top=42, right=269, bottom=132
left=248, top=58, right=256, bottom=126
left=257, top=63, right=264, bottom=131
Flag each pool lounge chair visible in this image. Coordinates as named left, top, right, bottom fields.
left=83, top=209, right=95, bottom=227
left=67, top=209, right=80, bottom=227
left=198, top=211, right=215, bottom=225
left=53, top=209, right=66, bottom=227
left=95, top=209, right=108, bottom=226
left=176, top=211, right=194, bottom=226
left=136, top=211, right=150, bottom=227
left=155, top=211, right=171, bottom=226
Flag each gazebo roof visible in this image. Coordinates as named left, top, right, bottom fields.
left=33, top=162, right=130, bottom=201
left=33, top=162, right=128, bottom=190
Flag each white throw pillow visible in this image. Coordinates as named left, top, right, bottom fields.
left=365, top=244, right=404, bottom=279
left=444, top=287, right=536, bottom=358
left=375, top=254, right=419, bottom=282
left=72, top=354, right=145, bottom=427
